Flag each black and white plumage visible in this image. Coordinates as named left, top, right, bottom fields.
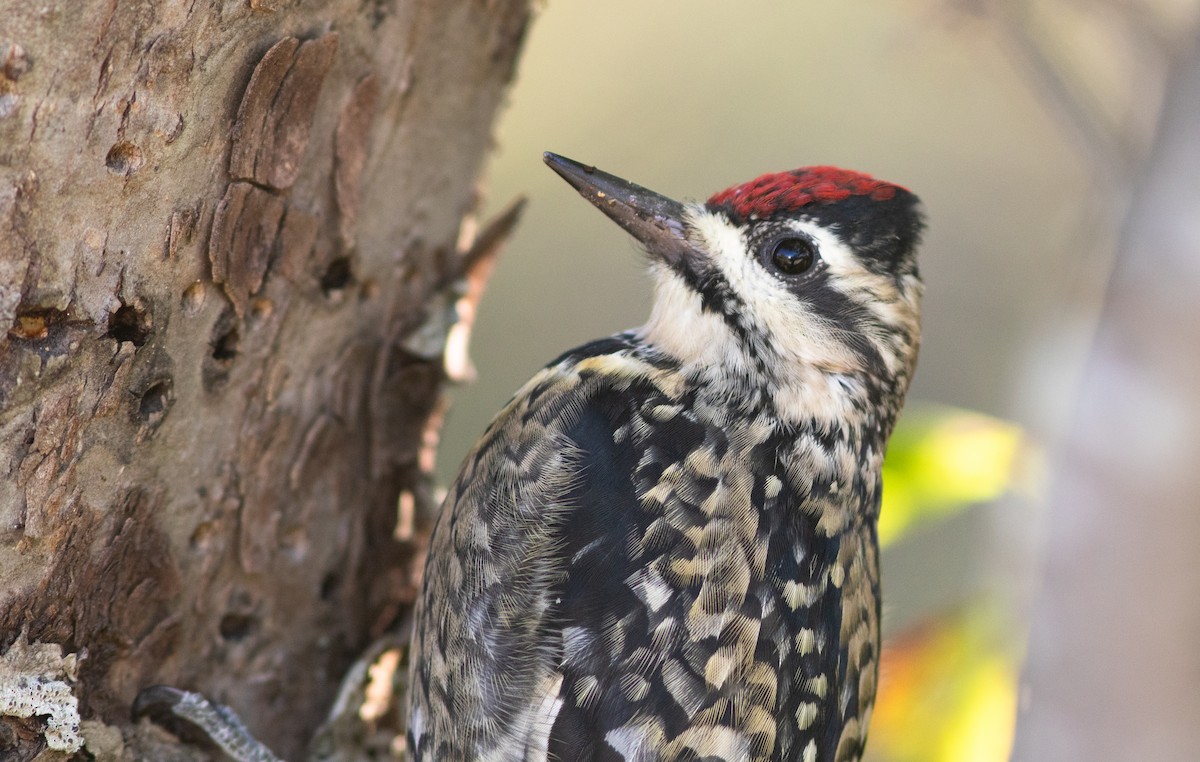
left=407, top=154, right=924, bottom=762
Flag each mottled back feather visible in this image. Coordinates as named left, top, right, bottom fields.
left=409, top=335, right=887, bottom=761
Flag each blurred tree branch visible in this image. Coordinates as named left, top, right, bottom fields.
left=953, top=0, right=1198, bottom=183
left=925, top=1, right=1200, bottom=757
left=994, top=14, right=1200, bottom=760
left=1013, top=27, right=1200, bottom=758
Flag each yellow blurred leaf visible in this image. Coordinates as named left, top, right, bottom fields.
left=868, top=604, right=1018, bottom=762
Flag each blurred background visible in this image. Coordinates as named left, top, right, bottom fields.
left=435, top=2, right=1200, bottom=759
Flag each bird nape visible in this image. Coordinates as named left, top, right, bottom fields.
left=408, top=153, right=924, bottom=762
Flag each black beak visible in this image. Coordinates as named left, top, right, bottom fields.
left=543, top=152, right=694, bottom=269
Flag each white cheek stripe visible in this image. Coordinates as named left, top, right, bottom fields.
left=687, top=210, right=863, bottom=374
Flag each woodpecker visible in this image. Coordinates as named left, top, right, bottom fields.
left=407, top=153, right=924, bottom=762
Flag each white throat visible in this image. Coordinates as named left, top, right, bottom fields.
left=636, top=265, right=869, bottom=429
left=637, top=265, right=747, bottom=375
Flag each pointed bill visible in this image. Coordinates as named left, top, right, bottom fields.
left=543, top=152, right=695, bottom=270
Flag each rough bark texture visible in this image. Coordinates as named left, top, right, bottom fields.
left=0, top=1, right=530, bottom=759
left=1012, top=30, right=1200, bottom=762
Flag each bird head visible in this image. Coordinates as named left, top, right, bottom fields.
left=545, top=153, right=924, bottom=427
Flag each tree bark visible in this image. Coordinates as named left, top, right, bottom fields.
left=0, top=1, right=530, bottom=759
left=1012, top=29, right=1200, bottom=761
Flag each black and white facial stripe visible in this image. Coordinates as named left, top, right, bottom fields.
left=639, top=205, right=921, bottom=429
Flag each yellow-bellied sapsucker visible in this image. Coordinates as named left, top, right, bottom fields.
left=408, top=153, right=924, bottom=762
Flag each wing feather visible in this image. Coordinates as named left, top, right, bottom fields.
left=408, top=340, right=669, bottom=761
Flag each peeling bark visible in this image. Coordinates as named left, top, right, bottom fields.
left=0, top=1, right=531, bottom=759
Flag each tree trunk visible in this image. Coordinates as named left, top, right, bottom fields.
left=0, top=1, right=530, bottom=759
left=1012, top=30, right=1200, bottom=761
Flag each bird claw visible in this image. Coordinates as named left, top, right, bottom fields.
left=133, top=685, right=285, bottom=762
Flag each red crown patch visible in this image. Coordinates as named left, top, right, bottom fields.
left=707, top=166, right=904, bottom=220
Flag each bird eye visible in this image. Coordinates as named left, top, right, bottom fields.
left=770, top=237, right=816, bottom=275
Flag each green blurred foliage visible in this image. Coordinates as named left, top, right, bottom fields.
left=879, top=406, right=1028, bottom=547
